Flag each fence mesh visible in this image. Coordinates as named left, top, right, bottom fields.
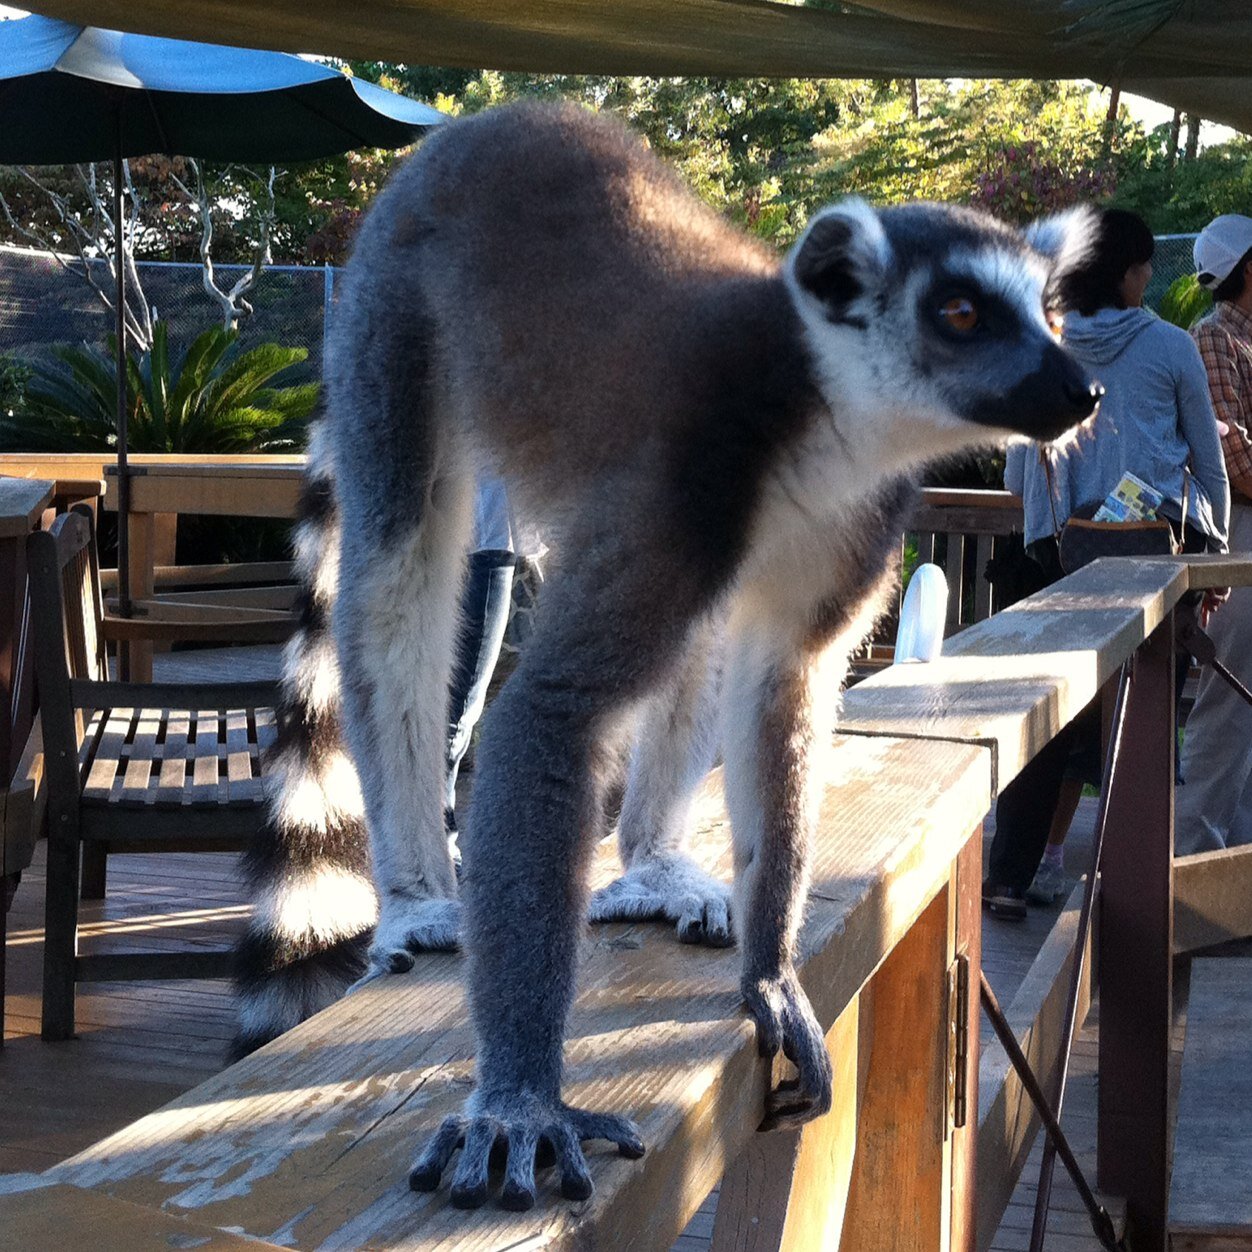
left=0, top=248, right=336, bottom=384
left=0, top=233, right=1202, bottom=382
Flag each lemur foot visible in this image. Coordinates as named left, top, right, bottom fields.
left=742, top=969, right=833, bottom=1131
left=588, top=853, right=734, bottom=947
left=409, top=1091, right=645, bottom=1210
left=348, top=894, right=461, bottom=989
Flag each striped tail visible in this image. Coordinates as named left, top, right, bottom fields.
left=230, top=427, right=378, bottom=1060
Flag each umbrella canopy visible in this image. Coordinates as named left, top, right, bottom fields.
left=0, top=16, right=444, bottom=162
left=0, top=14, right=444, bottom=628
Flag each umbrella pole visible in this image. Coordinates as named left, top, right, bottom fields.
left=113, top=112, right=133, bottom=650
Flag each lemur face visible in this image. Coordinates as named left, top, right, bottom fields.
left=785, top=199, right=1103, bottom=453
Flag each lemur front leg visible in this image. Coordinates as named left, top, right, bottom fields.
left=722, top=613, right=843, bottom=1132
left=335, top=488, right=472, bottom=977
left=411, top=528, right=708, bottom=1209
left=589, top=619, right=732, bottom=947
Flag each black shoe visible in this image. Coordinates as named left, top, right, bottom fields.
left=982, top=879, right=1028, bottom=921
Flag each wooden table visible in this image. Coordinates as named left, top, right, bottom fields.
left=101, top=461, right=305, bottom=680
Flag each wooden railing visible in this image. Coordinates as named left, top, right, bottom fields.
left=6, top=542, right=1250, bottom=1250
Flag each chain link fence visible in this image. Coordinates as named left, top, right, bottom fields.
left=0, top=232, right=1202, bottom=383
left=0, top=246, right=337, bottom=383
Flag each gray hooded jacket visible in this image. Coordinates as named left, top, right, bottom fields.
left=1006, top=306, right=1230, bottom=550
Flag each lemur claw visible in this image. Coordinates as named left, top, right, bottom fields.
left=743, top=971, right=834, bottom=1131
left=589, top=854, right=734, bottom=948
left=410, top=1096, right=644, bottom=1209
left=354, top=895, right=461, bottom=988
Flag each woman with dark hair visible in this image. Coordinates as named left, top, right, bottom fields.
left=985, top=207, right=1230, bottom=918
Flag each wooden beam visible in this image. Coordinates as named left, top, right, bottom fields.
left=1174, top=845, right=1252, bottom=954
left=0, top=1182, right=287, bottom=1250
left=710, top=997, right=861, bottom=1252
left=840, top=558, right=1191, bottom=794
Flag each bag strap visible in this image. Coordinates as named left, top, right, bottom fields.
left=1039, top=446, right=1064, bottom=540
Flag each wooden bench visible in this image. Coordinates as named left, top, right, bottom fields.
left=5, top=555, right=1250, bottom=1250
left=1169, top=958, right=1252, bottom=1251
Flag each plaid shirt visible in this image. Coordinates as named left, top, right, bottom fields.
left=1193, top=301, right=1252, bottom=503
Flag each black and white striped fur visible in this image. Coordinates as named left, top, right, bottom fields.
left=234, top=99, right=1102, bottom=1206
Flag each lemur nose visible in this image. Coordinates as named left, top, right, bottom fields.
left=1065, top=377, right=1104, bottom=416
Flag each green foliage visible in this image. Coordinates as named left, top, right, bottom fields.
left=1111, top=129, right=1252, bottom=232
left=0, top=355, right=30, bottom=417
left=0, top=322, right=318, bottom=453
left=1157, top=273, right=1214, bottom=329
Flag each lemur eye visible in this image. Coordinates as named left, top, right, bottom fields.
left=938, top=295, right=980, bottom=334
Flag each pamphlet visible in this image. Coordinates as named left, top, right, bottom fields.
left=1092, top=472, right=1164, bottom=523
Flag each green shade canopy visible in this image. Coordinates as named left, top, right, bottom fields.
left=18, top=0, right=1252, bottom=134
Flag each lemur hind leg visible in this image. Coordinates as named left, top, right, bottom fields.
left=334, top=470, right=474, bottom=976
left=412, top=517, right=713, bottom=1209
left=589, top=619, right=732, bottom=946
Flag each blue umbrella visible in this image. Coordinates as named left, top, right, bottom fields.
left=0, top=15, right=444, bottom=618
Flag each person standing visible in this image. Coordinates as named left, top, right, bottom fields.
left=985, top=209, right=1229, bottom=917
left=1176, top=215, right=1252, bottom=854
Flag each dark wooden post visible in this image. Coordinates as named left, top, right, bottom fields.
left=1098, top=617, right=1174, bottom=1249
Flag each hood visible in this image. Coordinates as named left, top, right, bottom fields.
left=1061, top=306, right=1156, bottom=365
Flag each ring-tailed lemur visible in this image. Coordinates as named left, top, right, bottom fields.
left=233, top=100, right=1102, bottom=1207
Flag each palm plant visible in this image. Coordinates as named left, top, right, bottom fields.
left=0, top=321, right=318, bottom=453
left=1157, top=273, right=1213, bottom=331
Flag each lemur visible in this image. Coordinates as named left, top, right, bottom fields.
left=232, top=100, right=1102, bottom=1210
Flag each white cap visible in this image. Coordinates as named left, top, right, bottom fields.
left=1195, top=214, right=1252, bottom=290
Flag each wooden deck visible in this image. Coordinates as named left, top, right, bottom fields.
left=0, top=644, right=1190, bottom=1249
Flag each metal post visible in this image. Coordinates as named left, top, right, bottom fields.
left=1098, top=617, right=1174, bottom=1250
left=113, top=108, right=132, bottom=635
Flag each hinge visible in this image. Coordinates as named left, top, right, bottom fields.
left=946, top=953, right=970, bottom=1136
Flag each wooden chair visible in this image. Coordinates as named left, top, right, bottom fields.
left=29, top=507, right=282, bottom=1041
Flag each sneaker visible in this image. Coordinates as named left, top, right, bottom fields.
left=1026, top=859, right=1066, bottom=906
left=982, top=879, right=1028, bottom=921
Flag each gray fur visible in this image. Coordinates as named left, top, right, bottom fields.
left=294, top=99, right=1101, bottom=1207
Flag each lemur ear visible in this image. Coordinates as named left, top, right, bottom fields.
left=790, top=198, right=892, bottom=323
left=1024, top=204, right=1101, bottom=281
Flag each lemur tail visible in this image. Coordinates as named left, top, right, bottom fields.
left=229, top=426, right=377, bottom=1061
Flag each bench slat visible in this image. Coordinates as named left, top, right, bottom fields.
left=81, top=708, right=133, bottom=805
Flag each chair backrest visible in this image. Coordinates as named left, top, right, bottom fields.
left=28, top=506, right=107, bottom=783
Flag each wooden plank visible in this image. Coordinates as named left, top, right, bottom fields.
left=39, top=736, right=991, bottom=1251
left=946, top=532, right=966, bottom=630
left=115, top=469, right=303, bottom=519
left=976, top=884, right=1095, bottom=1252
left=0, top=1182, right=286, bottom=1250
left=1168, top=958, right=1252, bottom=1247
left=118, top=707, right=161, bottom=805
left=839, top=880, right=951, bottom=1251
left=156, top=709, right=190, bottom=804
left=1174, top=845, right=1252, bottom=954
left=81, top=708, right=133, bottom=805
left=224, top=708, right=260, bottom=804
left=253, top=705, right=278, bottom=753
left=840, top=557, right=1189, bottom=794
left=190, top=710, right=222, bottom=804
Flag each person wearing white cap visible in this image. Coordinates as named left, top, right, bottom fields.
left=1177, top=214, right=1252, bottom=854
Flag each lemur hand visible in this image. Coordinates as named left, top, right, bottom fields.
left=742, top=968, right=833, bottom=1131
left=588, top=854, right=734, bottom=947
left=410, top=1089, right=645, bottom=1210
left=348, top=894, right=461, bottom=990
